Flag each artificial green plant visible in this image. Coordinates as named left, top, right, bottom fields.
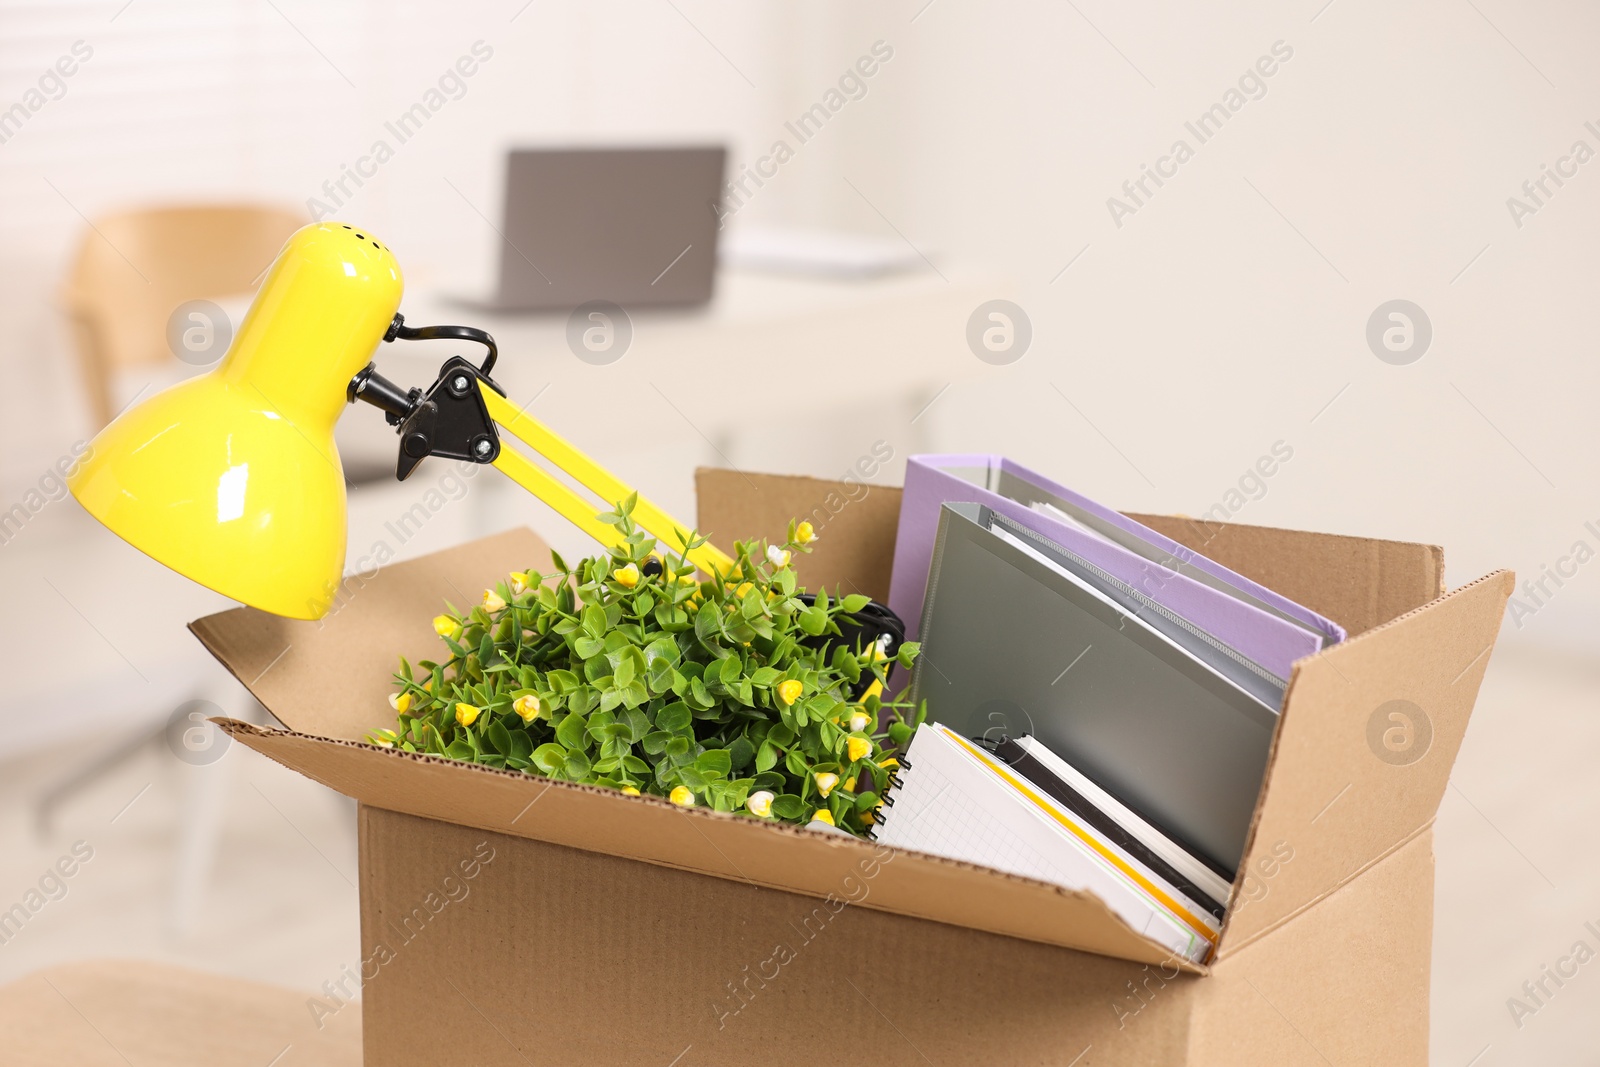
left=371, top=496, right=924, bottom=836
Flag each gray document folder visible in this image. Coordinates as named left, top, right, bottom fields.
left=910, top=502, right=1286, bottom=877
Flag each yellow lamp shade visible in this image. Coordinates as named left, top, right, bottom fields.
left=69, top=222, right=403, bottom=619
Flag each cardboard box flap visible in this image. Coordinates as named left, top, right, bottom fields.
left=1125, top=513, right=1444, bottom=638
left=190, top=527, right=552, bottom=740
left=223, top=719, right=1206, bottom=972
left=693, top=468, right=903, bottom=603
left=1217, top=569, right=1513, bottom=957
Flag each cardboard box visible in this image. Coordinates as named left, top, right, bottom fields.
left=194, top=470, right=1512, bottom=1066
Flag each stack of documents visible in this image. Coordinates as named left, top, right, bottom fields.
left=888, top=454, right=1344, bottom=680
left=909, top=499, right=1297, bottom=879
left=874, top=723, right=1222, bottom=965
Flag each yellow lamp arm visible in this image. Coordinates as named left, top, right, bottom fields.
left=478, top=386, right=736, bottom=577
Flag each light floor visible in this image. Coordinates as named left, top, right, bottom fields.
left=0, top=503, right=1594, bottom=1065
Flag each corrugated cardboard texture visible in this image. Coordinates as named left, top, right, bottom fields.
left=355, top=805, right=1441, bottom=1066
left=191, top=526, right=551, bottom=741
left=0, top=959, right=360, bottom=1066
left=1127, top=512, right=1444, bottom=637
left=694, top=468, right=902, bottom=603
left=358, top=806, right=1196, bottom=1067
left=1192, top=830, right=1436, bottom=1065
left=1219, top=571, right=1513, bottom=956
left=190, top=468, right=1513, bottom=1064
left=224, top=719, right=1195, bottom=971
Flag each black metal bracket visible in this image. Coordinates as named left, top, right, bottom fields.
left=346, top=314, right=509, bottom=481
left=391, top=356, right=505, bottom=480
left=794, top=592, right=907, bottom=697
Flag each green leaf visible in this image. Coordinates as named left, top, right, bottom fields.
left=573, top=635, right=604, bottom=659
left=643, top=635, right=679, bottom=665
left=582, top=604, right=606, bottom=639
left=771, top=794, right=804, bottom=820
left=798, top=607, right=828, bottom=636
left=750, top=666, right=781, bottom=687
left=555, top=712, right=587, bottom=750
left=696, top=749, right=732, bottom=778
left=717, top=655, right=741, bottom=686
left=507, top=729, right=533, bottom=761
left=728, top=736, right=754, bottom=771
left=888, top=721, right=913, bottom=748
left=841, top=594, right=871, bottom=613
left=486, top=720, right=512, bottom=756
left=656, top=701, right=692, bottom=734
left=623, top=707, right=651, bottom=743
left=755, top=740, right=778, bottom=773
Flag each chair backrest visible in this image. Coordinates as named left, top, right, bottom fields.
left=63, top=204, right=304, bottom=425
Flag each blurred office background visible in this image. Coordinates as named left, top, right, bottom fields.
left=0, top=2, right=1596, bottom=1064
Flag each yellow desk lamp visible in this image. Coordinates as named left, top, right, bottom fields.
left=67, top=221, right=736, bottom=620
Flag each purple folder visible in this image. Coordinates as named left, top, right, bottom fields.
left=888, top=455, right=1345, bottom=680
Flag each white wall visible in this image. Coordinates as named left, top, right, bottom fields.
left=831, top=0, right=1600, bottom=650
left=2, top=0, right=1596, bottom=648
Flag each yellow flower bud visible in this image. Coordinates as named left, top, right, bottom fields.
left=848, top=712, right=870, bottom=734
left=432, top=614, right=459, bottom=638
left=734, top=581, right=754, bottom=598
left=510, top=571, right=531, bottom=595
left=814, top=772, right=839, bottom=798
left=614, top=563, right=640, bottom=588
left=482, top=589, right=507, bottom=612
left=766, top=544, right=791, bottom=569
left=389, top=691, right=412, bottom=714
left=669, top=785, right=695, bottom=807
left=810, top=809, right=836, bottom=827
left=513, top=694, right=542, bottom=723
left=370, top=728, right=398, bottom=748
left=776, top=679, right=803, bottom=706
left=795, top=521, right=815, bottom=545
left=620, top=785, right=641, bottom=797
left=860, top=680, right=884, bottom=703
left=861, top=808, right=876, bottom=826
left=878, top=758, right=900, bottom=771
left=454, top=702, right=481, bottom=727
left=847, top=736, right=873, bottom=763
left=746, top=790, right=775, bottom=818
left=843, top=776, right=857, bottom=793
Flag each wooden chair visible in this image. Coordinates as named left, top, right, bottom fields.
left=61, top=204, right=304, bottom=428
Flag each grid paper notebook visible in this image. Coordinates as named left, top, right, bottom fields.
left=874, top=724, right=1215, bottom=964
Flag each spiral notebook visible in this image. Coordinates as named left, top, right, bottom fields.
left=873, top=723, right=1221, bottom=965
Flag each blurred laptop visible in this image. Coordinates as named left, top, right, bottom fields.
left=466, top=145, right=725, bottom=311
